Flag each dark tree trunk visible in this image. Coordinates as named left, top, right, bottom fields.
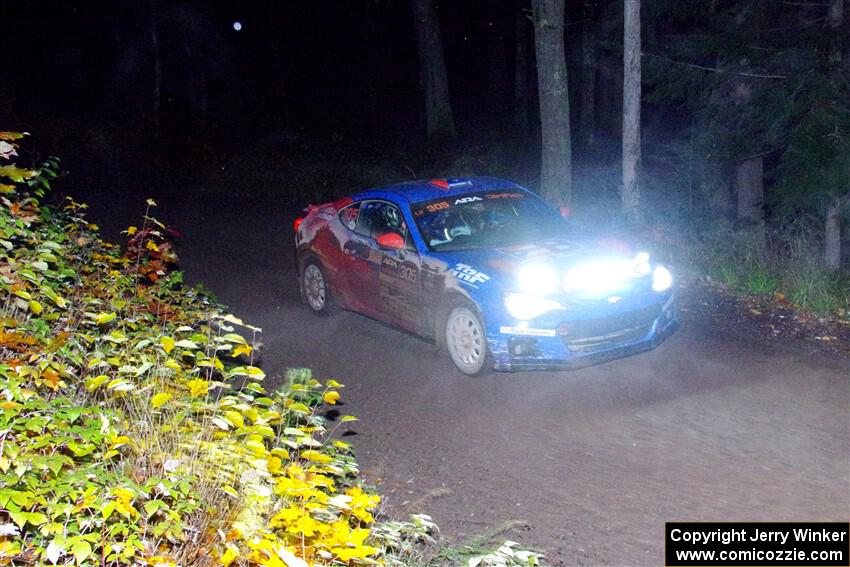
left=828, top=0, right=843, bottom=28
left=579, top=0, right=597, bottom=147
left=825, top=0, right=844, bottom=270
left=412, top=0, right=455, bottom=137
left=514, top=4, right=530, bottom=128
left=735, top=156, right=764, bottom=223
left=532, top=0, right=572, bottom=207
left=824, top=196, right=842, bottom=271
left=622, top=0, right=641, bottom=219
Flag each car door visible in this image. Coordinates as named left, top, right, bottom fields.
left=351, top=200, right=424, bottom=332
left=336, top=201, right=381, bottom=315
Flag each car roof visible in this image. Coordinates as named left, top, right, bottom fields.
left=351, top=176, right=527, bottom=205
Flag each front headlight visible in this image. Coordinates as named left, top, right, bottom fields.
left=504, top=293, right=565, bottom=320
left=517, top=264, right=557, bottom=295
left=564, top=252, right=653, bottom=294
left=652, top=265, right=673, bottom=292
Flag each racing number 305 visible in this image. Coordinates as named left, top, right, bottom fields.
left=425, top=201, right=450, bottom=213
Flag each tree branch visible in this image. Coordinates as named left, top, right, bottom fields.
left=642, top=52, right=787, bottom=79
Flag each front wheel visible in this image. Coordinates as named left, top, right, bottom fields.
left=444, top=302, right=489, bottom=376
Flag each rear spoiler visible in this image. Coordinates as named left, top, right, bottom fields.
left=303, top=196, right=353, bottom=215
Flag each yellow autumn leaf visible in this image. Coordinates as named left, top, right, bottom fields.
left=146, top=241, right=160, bottom=253
left=151, top=392, right=172, bottom=409
left=346, top=486, right=380, bottom=523
left=85, top=375, right=108, bottom=392
left=0, top=164, right=38, bottom=182
left=187, top=379, right=210, bottom=397
left=126, top=226, right=137, bottom=235
left=326, top=379, right=344, bottom=388
left=323, top=391, right=341, bottom=405
left=267, top=456, right=283, bottom=474
left=28, top=300, right=42, bottom=315
left=332, top=543, right=380, bottom=562
left=95, top=312, right=117, bottom=325
left=146, top=198, right=157, bottom=207
left=111, top=488, right=138, bottom=518
left=220, top=545, right=239, bottom=566
left=301, top=450, right=333, bottom=464
left=287, top=402, right=310, bottom=413
left=286, top=513, right=321, bottom=537
left=232, top=344, right=253, bottom=358
left=223, top=410, right=245, bottom=429
left=160, top=336, right=175, bottom=354
left=271, top=447, right=290, bottom=460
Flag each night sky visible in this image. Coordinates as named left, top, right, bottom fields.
left=2, top=1, right=540, bottom=137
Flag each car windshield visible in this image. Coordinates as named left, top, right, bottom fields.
left=411, top=190, right=572, bottom=251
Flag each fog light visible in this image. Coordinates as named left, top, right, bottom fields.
left=508, top=338, right=539, bottom=357
left=652, top=265, right=673, bottom=292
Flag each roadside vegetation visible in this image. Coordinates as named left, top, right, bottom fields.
left=0, top=132, right=549, bottom=566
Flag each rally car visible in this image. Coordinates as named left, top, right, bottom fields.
left=294, top=176, right=678, bottom=375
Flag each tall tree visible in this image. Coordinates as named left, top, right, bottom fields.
left=579, top=0, right=597, bottom=146
left=532, top=0, right=571, bottom=206
left=824, top=0, right=845, bottom=271
left=622, top=0, right=641, bottom=220
left=412, top=0, right=455, bottom=138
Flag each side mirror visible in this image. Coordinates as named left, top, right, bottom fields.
left=376, top=232, right=405, bottom=250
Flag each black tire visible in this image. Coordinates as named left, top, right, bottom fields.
left=300, top=257, right=334, bottom=315
left=440, top=298, right=491, bottom=376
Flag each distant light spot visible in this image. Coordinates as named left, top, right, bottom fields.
left=233, top=21, right=242, bottom=31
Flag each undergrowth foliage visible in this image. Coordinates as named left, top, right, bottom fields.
left=0, top=132, right=441, bottom=566
left=693, top=222, right=850, bottom=318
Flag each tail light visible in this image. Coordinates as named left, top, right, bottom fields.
left=294, top=217, right=304, bottom=232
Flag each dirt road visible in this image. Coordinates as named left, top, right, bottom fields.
left=95, top=190, right=849, bottom=566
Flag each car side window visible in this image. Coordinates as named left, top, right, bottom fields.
left=356, top=201, right=409, bottom=241
left=338, top=203, right=360, bottom=231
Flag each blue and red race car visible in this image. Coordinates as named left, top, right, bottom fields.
left=294, top=176, right=678, bottom=375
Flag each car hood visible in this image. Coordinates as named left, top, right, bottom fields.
left=432, top=237, right=618, bottom=276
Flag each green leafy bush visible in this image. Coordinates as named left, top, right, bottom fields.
left=0, top=132, right=438, bottom=566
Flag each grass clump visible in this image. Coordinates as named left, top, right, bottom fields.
left=694, top=221, right=849, bottom=319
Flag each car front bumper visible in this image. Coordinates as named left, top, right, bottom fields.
left=489, top=293, right=679, bottom=372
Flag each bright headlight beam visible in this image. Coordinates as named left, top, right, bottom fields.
left=634, top=251, right=651, bottom=275
left=518, top=264, right=557, bottom=295
left=652, top=265, right=673, bottom=292
left=563, top=253, right=653, bottom=294
left=565, top=260, right=630, bottom=294
left=504, top=293, right=565, bottom=320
